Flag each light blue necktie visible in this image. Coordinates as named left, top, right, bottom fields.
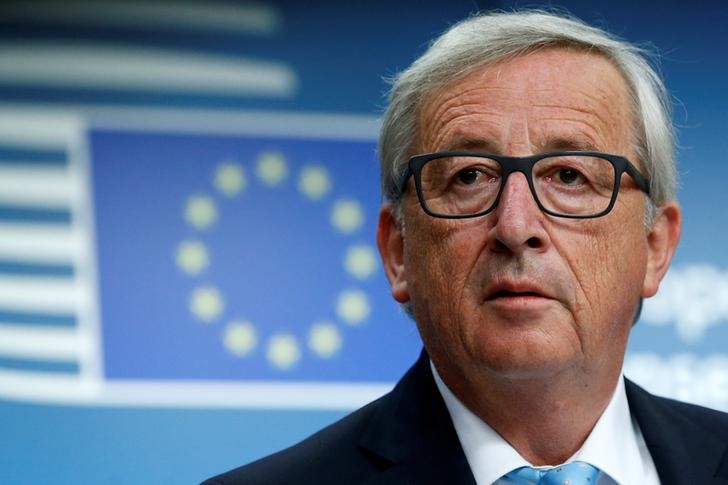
left=501, top=461, right=602, bottom=484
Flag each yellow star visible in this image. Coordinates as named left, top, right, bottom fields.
left=223, top=321, right=257, bottom=357
left=214, top=162, right=247, bottom=197
left=256, top=151, right=288, bottom=186
left=337, top=289, right=370, bottom=326
left=267, top=333, right=301, bottom=370
left=331, top=199, right=364, bottom=234
left=189, top=286, right=224, bottom=323
left=298, top=165, right=331, bottom=200
left=176, top=240, right=209, bottom=275
left=308, top=322, right=342, bottom=359
left=185, top=195, right=217, bottom=230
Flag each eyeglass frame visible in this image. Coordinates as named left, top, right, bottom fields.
left=398, top=150, right=651, bottom=219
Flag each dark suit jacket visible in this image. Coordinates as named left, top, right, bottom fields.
left=204, top=350, right=728, bottom=484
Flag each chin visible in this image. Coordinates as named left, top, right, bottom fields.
left=466, top=337, right=578, bottom=381
left=485, top=359, right=573, bottom=381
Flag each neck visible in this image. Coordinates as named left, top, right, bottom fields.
left=437, top=361, right=621, bottom=465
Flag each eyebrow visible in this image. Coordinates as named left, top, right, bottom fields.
left=545, top=137, right=600, bottom=152
left=442, top=137, right=499, bottom=152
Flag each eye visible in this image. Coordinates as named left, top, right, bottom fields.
left=553, top=167, right=585, bottom=186
left=456, top=168, right=483, bottom=185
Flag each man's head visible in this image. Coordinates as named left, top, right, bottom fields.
left=376, top=11, right=681, bottom=389
left=380, top=11, right=677, bottom=214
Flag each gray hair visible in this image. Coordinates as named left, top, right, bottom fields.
left=379, top=10, right=677, bottom=221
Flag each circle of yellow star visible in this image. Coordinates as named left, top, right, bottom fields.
left=344, top=245, right=377, bottom=280
left=185, top=195, right=218, bottom=230
left=214, top=162, right=247, bottom=197
left=267, top=333, right=301, bottom=370
left=308, top=322, right=342, bottom=359
left=189, top=286, right=224, bottom=323
left=256, top=151, right=288, bottom=186
left=331, top=199, right=364, bottom=234
left=175, top=240, right=209, bottom=275
left=336, top=289, right=370, bottom=326
left=223, top=320, right=257, bottom=357
left=299, top=165, right=331, bottom=200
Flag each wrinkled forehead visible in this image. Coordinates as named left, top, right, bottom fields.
left=414, top=47, right=637, bottom=157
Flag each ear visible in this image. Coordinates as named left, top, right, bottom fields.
left=642, top=201, right=681, bottom=297
left=377, top=204, right=409, bottom=303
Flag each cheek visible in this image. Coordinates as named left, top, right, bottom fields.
left=404, top=216, right=485, bottom=318
left=598, top=202, right=650, bottom=296
left=563, top=218, right=647, bottom=335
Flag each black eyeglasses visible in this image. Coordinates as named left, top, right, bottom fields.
left=399, top=151, right=650, bottom=219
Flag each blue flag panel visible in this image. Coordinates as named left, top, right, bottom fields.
left=90, top=128, right=421, bottom=382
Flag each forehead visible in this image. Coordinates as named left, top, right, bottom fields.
left=417, top=48, right=634, bottom=155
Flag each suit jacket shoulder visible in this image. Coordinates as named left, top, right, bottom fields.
left=625, top=379, right=728, bottom=485
left=203, top=350, right=475, bottom=485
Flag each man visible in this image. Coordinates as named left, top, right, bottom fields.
left=205, top=10, right=728, bottom=485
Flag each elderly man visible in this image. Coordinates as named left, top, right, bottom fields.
left=205, top=10, right=728, bottom=485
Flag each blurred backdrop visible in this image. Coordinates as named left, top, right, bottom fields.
left=0, top=1, right=727, bottom=483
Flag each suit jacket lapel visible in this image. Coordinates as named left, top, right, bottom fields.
left=626, top=378, right=728, bottom=485
left=358, top=349, right=477, bottom=485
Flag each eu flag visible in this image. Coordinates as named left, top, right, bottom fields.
left=90, top=120, right=421, bottom=387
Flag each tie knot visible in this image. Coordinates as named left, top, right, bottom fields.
left=502, top=461, right=602, bottom=484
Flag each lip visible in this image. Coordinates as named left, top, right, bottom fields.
left=483, top=281, right=553, bottom=302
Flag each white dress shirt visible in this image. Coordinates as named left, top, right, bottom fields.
left=431, top=362, right=660, bottom=485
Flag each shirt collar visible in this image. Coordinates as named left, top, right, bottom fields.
left=431, top=361, right=650, bottom=485
left=572, top=375, right=647, bottom=484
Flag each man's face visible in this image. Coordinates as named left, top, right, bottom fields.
left=378, top=48, right=680, bottom=386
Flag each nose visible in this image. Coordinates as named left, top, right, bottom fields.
left=487, top=172, right=550, bottom=254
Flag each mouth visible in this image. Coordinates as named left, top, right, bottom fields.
left=484, top=283, right=552, bottom=302
left=487, top=289, right=546, bottom=300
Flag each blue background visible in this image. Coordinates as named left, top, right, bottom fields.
left=1, top=1, right=727, bottom=483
